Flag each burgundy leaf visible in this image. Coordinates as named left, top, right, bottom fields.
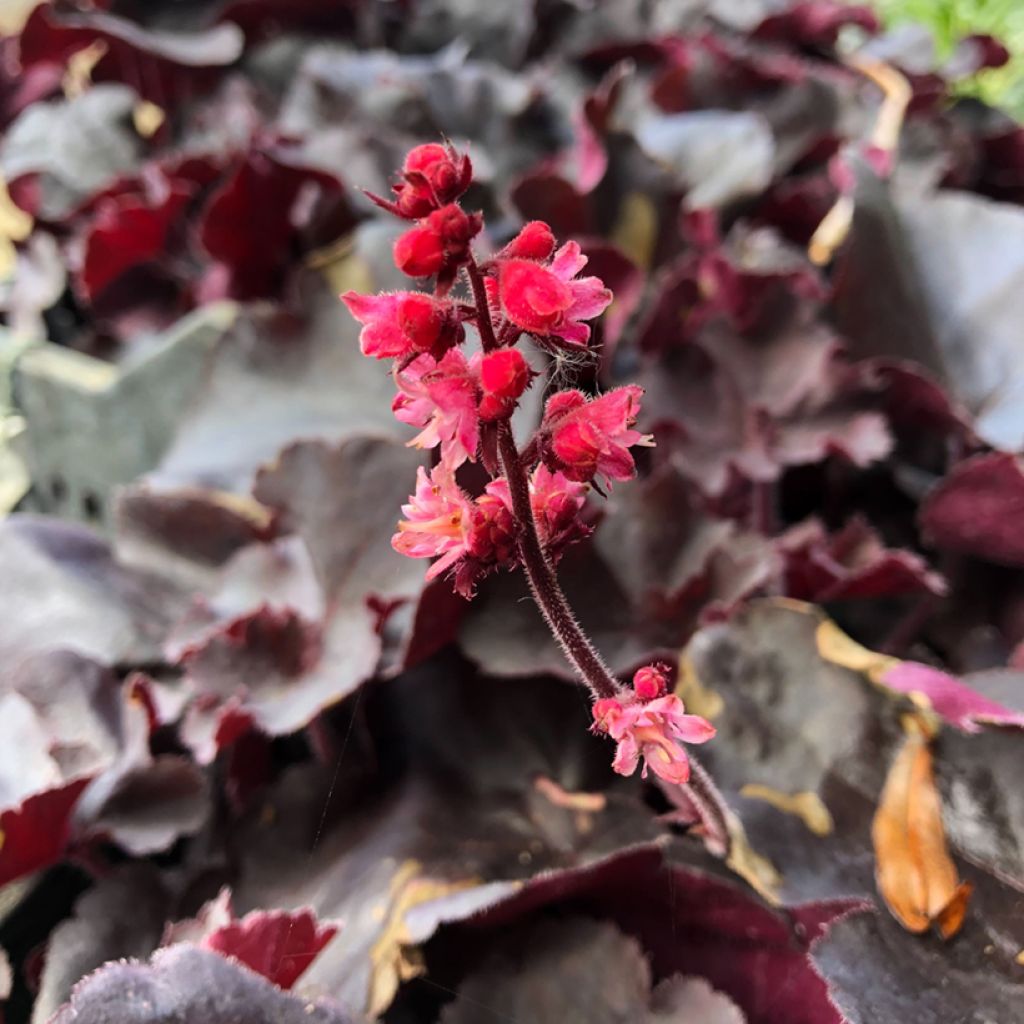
left=79, top=179, right=193, bottom=301
left=920, top=453, right=1024, bottom=567
left=780, top=517, right=946, bottom=602
left=19, top=7, right=243, bottom=105
left=0, top=780, right=90, bottom=888
left=164, top=889, right=337, bottom=990
left=197, top=147, right=352, bottom=301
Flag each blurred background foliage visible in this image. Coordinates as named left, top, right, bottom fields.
left=879, top=0, right=1024, bottom=113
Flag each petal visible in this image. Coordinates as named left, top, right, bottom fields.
left=339, top=290, right=400, bottom=324
left=566, top=277, right=613, bottom=321
left=645, top=746, right=691, bottom=785
left=666, top=714, right=716, bottom=745
left=550, top=241, right=588, bottom=281
left=611, top=734, right=640, bottom=776
left=556, top=320, right=591, bottom=346
left=544, top=389, right=587, bottom=422
left=596, top=445, right=637, bottom=483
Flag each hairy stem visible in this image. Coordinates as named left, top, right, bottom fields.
left=682, top=753, right=732, bottom=857
left=466, top=256, right=499, bottom=353
left=496, top=422, right=620, bottom=702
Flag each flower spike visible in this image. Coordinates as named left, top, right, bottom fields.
left=341, top=139, right=718, bottom=810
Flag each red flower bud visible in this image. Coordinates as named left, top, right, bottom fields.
left=402, top=143, right=473, bottom=206
left=505, top=221, right=556, bottom=261
left=397, top=293, right=444, bottom=351
left=381, top=144, right=475, bottom=219
left=476, top=349, right=532, bottom=423
left=591, top=698, right=624, bottom=733
left=632, top=665, right=668, bottom=701
left=404, top=143, right=450, bottom=177
left=394, top=224, right=445, bottom=277
left=465, top=491, right=517, bottom=565
left=479, top=348, right=531, bottom=401
left=426, top=203, right=477, bottom=248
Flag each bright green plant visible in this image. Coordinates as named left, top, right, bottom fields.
left=878, top=0, right=1024, bottom=114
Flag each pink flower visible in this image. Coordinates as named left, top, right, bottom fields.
left=392, top=464, right=518, bottom=597
left=542, top=385, right=654, bottom=486
left=392, top=463, right=474, bottom=581
left=340, top=291, right=462, bottom=361
left=591, top=687, right=715, bottom=785
left=392, top=350, right=480, bottom=466
left=497, top=241, right=612, bottom=346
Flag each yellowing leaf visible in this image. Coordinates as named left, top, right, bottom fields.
left=0, top=178, right=33, bottom=283
left=133, top=101, right=166, bottom=138
left=676, top=651, right=724, bottom=720
left=610, top=191, right=657, bottom=270
left=63, top=41, right=109, bottom=100
left=367, top=861, right=479, bottom=1015
left=725, top=813, right=782, bottom=906
left=815, top=617, right=897, bottom=679
left=872, top=718, right=971, bottom=938
left=740, top=784, right=834, bottom=837
left=0, top=0, right=41, bottom=35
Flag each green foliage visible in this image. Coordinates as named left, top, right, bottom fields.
left=877, top=0, right=1024, bottom=114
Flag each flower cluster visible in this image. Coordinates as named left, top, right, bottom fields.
left=392, top=461, right=586, bottom=598
left=342, top=141, right=711, bottom=785
left=591, top=666, right=716, bottom=784
left=340, top=142, right=650, bottom=591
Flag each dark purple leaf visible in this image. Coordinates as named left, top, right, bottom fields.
left=440, top=918, right=746, bottom=1024
left=0, top=517, right=184, bottom=667
left=684, top=601, right=1024, bottom=1004
left=31, top=866, right=171, bottom=1024
left=148, top=277, right=406, bottom=494
left=174, top=436, right=426, bottom=743
left=834, top=174, right=1024, bottom=450
left=812, top=909, right=1023, bottom=1024
left=49, top=945, right=357, bottom=1024
left=228, top=662, right=665, bottom=1017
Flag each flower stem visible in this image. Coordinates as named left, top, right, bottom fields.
left=682, top=753, right=732, bottom=857
left=466, top=256, right=499, bottom=353
left=496, top=422, right=620, bottom=702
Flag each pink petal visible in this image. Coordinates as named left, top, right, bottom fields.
left=557, top=321, right=591, bottom=346
left=566, top=277, right=613, bottom=321
left=665, top=713, right=717, bottom=745
left=595, top=445, right=637, bottom=483
left=339, top=291, right=399, bottom=324
left=611, top=734, right=640, bottom=776
left=550, top=241, right=588, bottom=281
left=646, top=747, right=691, bottom=785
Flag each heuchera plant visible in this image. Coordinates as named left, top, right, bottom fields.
left=342, top=142, right=716, bottom=789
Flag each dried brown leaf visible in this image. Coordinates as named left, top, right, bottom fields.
left=872, top=718, right=970, bottom=937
